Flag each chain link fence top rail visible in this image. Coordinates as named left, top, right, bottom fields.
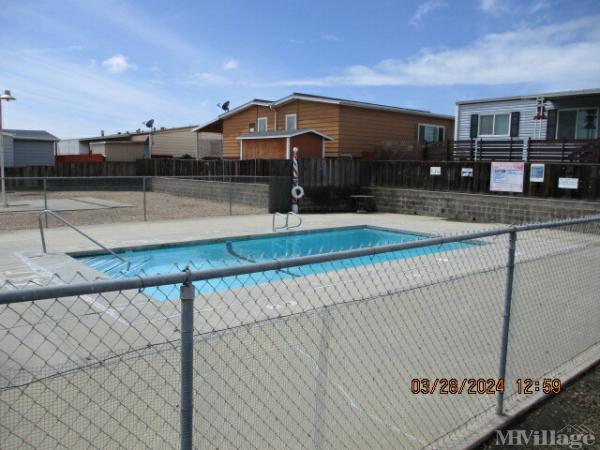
left=1, top=216, right=600, bottom=449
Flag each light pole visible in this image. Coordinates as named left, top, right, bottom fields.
left=0, top=89, right=16, bottom=207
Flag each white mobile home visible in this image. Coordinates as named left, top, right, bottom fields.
left=456, top=88, right=600, bottom=141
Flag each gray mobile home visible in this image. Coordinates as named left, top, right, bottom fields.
left=0, top=129, right=59, bottom=167
left=456, top=88, right=600, bottom=141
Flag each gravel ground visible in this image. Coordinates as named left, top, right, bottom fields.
left=0, top=191, right=266, bottom=230
left=478, top=362, right=600, bottom=449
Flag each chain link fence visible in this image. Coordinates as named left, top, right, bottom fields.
left=1, top=216, right=600, bottom=449
left=1, top=176, right=275, bottom=231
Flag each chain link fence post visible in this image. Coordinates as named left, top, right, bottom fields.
left=180, top=277, right=195, bottom=450
left=313, top=308, right=332, bottom=450
left=43, top=177, right=48, bottom=228
left=229, top=177, right=233, bottom=216
left=142, top=176, right=147, bottom=221
left=496, top=229, right=517, bottom=415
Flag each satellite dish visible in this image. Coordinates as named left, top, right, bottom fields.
left=217, top=101, right=230, bottom=112
left=144, top=119, right=154, bottom=129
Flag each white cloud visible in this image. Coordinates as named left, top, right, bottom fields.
left=223, top=59, right=239, bottom=70
left=0, top=52, right=199, bottom=137
left=320, top=34, right=340, bottom=42
left=479, top=0, right=508, bottom=15
left=101, top=54, right=133, bottom=73
left=267, top=16, right=600, bottom=89
left=530, top=0, right=550, bottom=13
left=409, top=0, right=448, bottom=27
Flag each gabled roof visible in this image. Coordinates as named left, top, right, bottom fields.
left=193, top=93, right=453, bottom=133
left=237, top=129, right=334, bottom=141
left=3, top=129, right=59, bottom=141
left=456, top=87, right=600, bottom=105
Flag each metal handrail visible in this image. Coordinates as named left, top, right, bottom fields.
left=286, top=212, right=302, bottom=229
left=38, top=209, right=130, bottom=270
left=272, top=211, right=303, bottom=232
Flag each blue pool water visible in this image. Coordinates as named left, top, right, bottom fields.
left=77, top=226, right=473, bottom=300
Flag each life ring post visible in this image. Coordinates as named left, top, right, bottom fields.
left=291, top=147, right=302, bottom=214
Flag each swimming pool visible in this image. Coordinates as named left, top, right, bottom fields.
left=77, top=226, right=474, bottom=300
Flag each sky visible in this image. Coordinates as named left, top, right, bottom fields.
left=0, top=0, right=599, bottom=138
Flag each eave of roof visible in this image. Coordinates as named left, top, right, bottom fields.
left=89, top=140, right=145, bottom=145
left=456, top=88, right=600, bottom=105
left=237, top=129, right=334, bottom=141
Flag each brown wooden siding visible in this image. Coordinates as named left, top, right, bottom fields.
left=242, top=138, right=286, bottom=159
left=274, top=102, right=300, bottom=131
left=338, top=106, right=454, bottom=157
left=290, top=134, right=323, bottom=158
left=294, top=101, right=340, bottom=156
left=222, top=105, right=275, bottom=158
left=222, top=99, right=452, bottom=159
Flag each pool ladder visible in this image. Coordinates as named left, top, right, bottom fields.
left=272, top=212, right=302, bottom=232
left=38, top=209, right=131, bottom=271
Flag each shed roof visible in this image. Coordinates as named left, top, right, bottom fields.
left=3, top=129, right=59, bottom=141
left=237, top=129, right=334, bottom=141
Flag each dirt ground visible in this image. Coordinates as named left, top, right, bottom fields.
left=0, top=191, right=266, bottom=230
left=478, top=362, right=600, bottom=449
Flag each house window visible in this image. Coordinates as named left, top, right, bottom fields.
left=257, top=117, right=268, bottom=133
left=285, top=114, right=297, bottom=130
left=557, top=108, right=598, bottom=139
left=418, top=124, right=445, bottom=143
left=478, top=113, right=510, bottom=136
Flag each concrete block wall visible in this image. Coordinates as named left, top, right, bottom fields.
left=148, top=177, right=269, bottom=210
left=368, top=187, right=600, bottom=224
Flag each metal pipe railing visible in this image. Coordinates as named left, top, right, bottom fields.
left=38, top=209, right=130, bottom=270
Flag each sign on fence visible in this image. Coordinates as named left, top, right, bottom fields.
left=490, top=162, right=525, bottom=193
left=558, top=177, right=579, bottom=189
left=530, top=164, right=545, bottom=182
left=430, top=166, right=442, bottom=176
left=461, top=168, right=473, bottom=177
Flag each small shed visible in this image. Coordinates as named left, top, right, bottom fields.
left=237, top=129, right=333, bottom=159
left=1, top=129, right=59, bottom=167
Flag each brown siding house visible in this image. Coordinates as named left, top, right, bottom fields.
left=194, top=93, right=453, bottom=159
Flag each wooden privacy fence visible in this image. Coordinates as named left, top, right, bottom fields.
left=297, top=159, right=600, bottom=200
left=6, top=158, right=600, bottom=200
